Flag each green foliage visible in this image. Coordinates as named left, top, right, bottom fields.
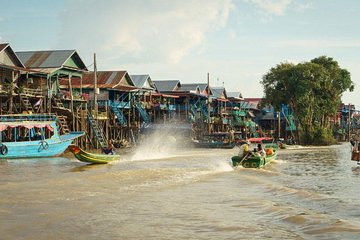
left=261, top=56, right=354, bottom=145
left=300, top=126, right=336, bottom=145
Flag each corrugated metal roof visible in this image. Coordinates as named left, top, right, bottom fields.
left=29, top=67, right=61, bottom=74
left=61, top=83, right=137, bottom=92
left=244, top=98, right=262, bottom=103
left=211, top=87, right=227, bottom=99
left=16, top=50, right=87, bottom=70
left=0, top=43, right=25, bottom=68
left=131, top=74, right=156, bottom=90
left=227, top=91, right=243, bottom=99
left=197, top=83, right=208, bottom=92
left=178, top=83, right=200, bottom=92
left=82, top=71, right=127, bottom=85
left=0, top=43, right=8, bottom=52
left=240, top=101, right=259, bottom=110
left=153, top=80, right=180, bottom=92
left=131, top=75, right=148, bottom=87
left=60, top=71, right=136, bottom=91
left=178, top=83, right=209, bottom=93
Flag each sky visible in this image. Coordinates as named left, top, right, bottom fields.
left=1, top=0, right=359, bottom=107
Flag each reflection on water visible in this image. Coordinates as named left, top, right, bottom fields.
left=0, top=143, right=360, bottom=239
left=352, top=166, right=360, bottom=175
left=69, top=163, right=107, bottom=172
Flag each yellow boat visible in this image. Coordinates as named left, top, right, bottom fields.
left=68, top=145, right=120, bottom=164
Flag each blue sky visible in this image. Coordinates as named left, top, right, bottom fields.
left=1, top=0, right=359, bottom=107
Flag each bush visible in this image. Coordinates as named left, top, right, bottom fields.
left=300, top=126, right=336, bottom=145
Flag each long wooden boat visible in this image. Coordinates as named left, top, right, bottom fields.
left=231, top=145, right=278, bottom=168
left=68, top=145, right=120, bottom=164
left=192, top=139, right=236, bottom=149
left=192, top=132, right=236, bottom=149
left=0, top=114, right=84, bottom=159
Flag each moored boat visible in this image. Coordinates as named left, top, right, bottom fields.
left=350, top=140, right=360, bottom=164
left=231, top=145, right=278, bottom=168
left=68, top=145, right=120, bottom=164
left=0, top=114, right=84, bottom=159
left=192, top=139, right=236, bottom=149
left=192, top=132, right=236, bottom=149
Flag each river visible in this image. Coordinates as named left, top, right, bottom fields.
left=1, top=141, right=360, bottom=239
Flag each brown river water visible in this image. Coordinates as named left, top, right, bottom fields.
left=1, top=141, right=360, bottom=239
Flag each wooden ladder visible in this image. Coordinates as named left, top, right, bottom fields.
left=53, top=97, right=65, bottom=108
left=57, top=115, right=70, bottom=134
left=20, top=94, right=34, bottom=112
left=87, top=111, right=107, bottom=148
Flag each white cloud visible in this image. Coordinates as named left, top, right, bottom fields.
left=294, top=2, right=313, bottom=12
left=58, top=0, right=233, bottom=66
left=279, top=39, right=360, bottom=48
left=247, top=0, right=292, bottom=16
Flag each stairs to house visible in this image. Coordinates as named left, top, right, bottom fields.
left=201, top=104, right=209, bottom=119
left=19, top=94, right=34, bottom=112
left=135, top=102, right=150, bottom=126
left=53, top=97, right=65, bottom=109
left=57, top=115, right=70, bottom=134
left=87, top=111, right=107, bottom=148
left=110, top=103, right=127, bottom=126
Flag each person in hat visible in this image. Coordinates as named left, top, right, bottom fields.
left=238, top=140, right=251, bottom=159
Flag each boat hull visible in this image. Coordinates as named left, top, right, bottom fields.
left=0, top=132, right=84, bottom=159
left=232, top=150, right=277, bottom=168
left=69, top=145, right=120, bottom=164
left=192, top=141, right=236, bottom=149
left=351, top=150, right=360, bottom=161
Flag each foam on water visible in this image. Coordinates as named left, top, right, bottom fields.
left=210, top=159, right=234, bottom=172
left=130, top=128, right=186, bottom=161
left=273, top=159, right=287, bottom=164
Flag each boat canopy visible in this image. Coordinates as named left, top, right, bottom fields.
left=0, top=123, right=54, bottom=132
left=247, top=137, right=273, bottom=143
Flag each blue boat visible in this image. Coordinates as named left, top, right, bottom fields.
left=0, top=114, right=84, bottom=159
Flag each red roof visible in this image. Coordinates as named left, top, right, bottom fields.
left=244, top=98, right=263, bottom=103
left=152, top=93, right=179, bottom=98
left=59, top=71, right=137, bottom=91
left=82, top=71, right=127, bottom=85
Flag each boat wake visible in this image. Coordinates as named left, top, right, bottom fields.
left=130, top=129, right=186, bottom=161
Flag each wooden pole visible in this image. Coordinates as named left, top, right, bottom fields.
left=207, top=72, right=211, bottom=134
left=9, top=71, right=14, bottom=113
left=94, top=53, right=98, bottom=119
left=68, top=73, right=75, bottom=130
left=47, top=75, right=51, bottom=114
left=278, top=111, right=281, bottom=140
left=348, top=103, right=351, bottom=141
left=80, top=75, right=83, bottom=96
left=105, top=100, right=109, bottom=142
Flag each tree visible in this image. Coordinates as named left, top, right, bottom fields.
left=260, top=56, right=354, bottom=145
